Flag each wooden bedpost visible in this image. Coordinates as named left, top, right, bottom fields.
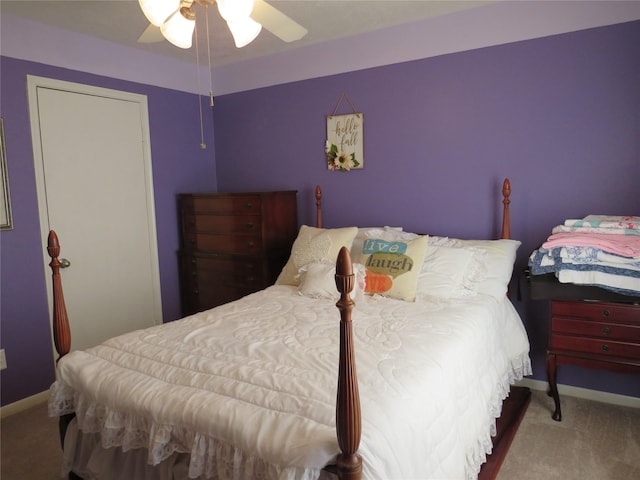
left=501, top=178, right=511, bottom=240
left=334, top=247, right=362, bottom=480
left=315, top=185, right=323, bottom=228
left=47, top=230, right=71, bottom=363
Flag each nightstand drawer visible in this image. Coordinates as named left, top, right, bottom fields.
left=552, top=317, right=640, bottom=342
left=182, top=214, right=261, bottom=234
left=552, top=301, right=640, bottom=325
left=551, top=334, right=640, bottom=359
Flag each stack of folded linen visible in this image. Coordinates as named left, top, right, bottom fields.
left=529, top=215, right=640, bottom=295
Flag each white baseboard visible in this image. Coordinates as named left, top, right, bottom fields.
left=0, top=390, right=49, bottom=419
left=516, top=378, right=640, bottom=409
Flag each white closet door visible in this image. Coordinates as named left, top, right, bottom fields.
left=29, top=76, right=162, bottom=353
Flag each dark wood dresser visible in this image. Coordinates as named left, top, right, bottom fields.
left=178, top=191, right=297, bottom=315
left=530, top=274, right=640, bottom=421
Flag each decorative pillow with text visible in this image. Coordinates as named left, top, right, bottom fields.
left=353, top=233, right=429, bottom=301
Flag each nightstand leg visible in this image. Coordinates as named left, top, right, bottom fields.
left=546, top=353, right=562, bottom=421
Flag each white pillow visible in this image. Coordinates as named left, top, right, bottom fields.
left=428, top=237, right=521, bottom=299
left=297, top=261, right=366, bottom=300
left=416, top=245, right=485, bottom=299
left=275, top=225, right=359, bottom=286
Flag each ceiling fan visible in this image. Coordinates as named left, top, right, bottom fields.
left=137, top=0, right=308, bottom=49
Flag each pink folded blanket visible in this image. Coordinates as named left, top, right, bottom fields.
left=543, top=232, right=640, bottom=258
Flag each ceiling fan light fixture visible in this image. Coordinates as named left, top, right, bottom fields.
left=217, top=0, right=255, bottom=22
left=138, top=0, right=180, bottom=27
left=226, top=17, right=262, bottom=48
left=161, top=6, right=196, bottom=49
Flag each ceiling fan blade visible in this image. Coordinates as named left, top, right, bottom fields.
left=251, top=0, right=308, bottom=43
left=137, top=23, right=165, bottom=43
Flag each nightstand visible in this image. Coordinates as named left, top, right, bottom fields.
left=529, top=273, right=640, bottom=421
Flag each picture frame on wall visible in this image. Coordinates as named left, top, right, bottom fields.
left=0, top=118, right=13, bottom=230
left=325, top=112, right=364, bottom=172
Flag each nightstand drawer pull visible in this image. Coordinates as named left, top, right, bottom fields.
left=244, top=202, right=253, bottom=209
left=245, top=222, right=254, bottom=229
left=601, top=344, right=609, bottom=352
left=602, top=309, right=610, bottom=317
left=602, top=327, right=611, bottom=335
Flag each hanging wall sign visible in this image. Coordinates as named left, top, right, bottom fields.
left=325, top=93, right=363, bottom=171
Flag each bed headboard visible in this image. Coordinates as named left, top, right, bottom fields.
left=501, top=178, right=512, bottom=240
left=313, top=177, right=512, bottom=239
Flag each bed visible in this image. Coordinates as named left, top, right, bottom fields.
left=47, top=178, right=532, bottom=480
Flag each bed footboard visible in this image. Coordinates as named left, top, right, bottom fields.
left=47, top=230, right=71, bottom=363
left=334, top=247, right=362, bottom=480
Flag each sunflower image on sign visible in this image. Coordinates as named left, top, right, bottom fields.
left=326, top=113, right=363, bottom=171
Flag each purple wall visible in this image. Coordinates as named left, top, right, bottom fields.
left=213, top=22, right=640, bottom=396
left=0, top=57, right=217, bottom=406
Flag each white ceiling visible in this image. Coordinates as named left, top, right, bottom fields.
left=1, top=0, right=496, bottom=67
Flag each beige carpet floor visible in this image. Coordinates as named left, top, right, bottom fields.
left=1, top=389, right=639, bottom=479
left=497, top=390, right=640, bottom=480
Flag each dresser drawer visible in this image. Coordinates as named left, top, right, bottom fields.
left=552, top=301, right=640, bottom=325
left=182, top=214, right=261, bottom=234
left=551, top=317, right=640, bottom=342
left=551, top=334, right=640, bottom=359
left=185, top=255, right=268, bottom=286
left=181, top=195, right=262, bottom=215
left=184, top=233, right=263, bottom=255
left=182, top=283, right=258, bottom=314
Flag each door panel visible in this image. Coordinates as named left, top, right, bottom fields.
left=28, top=76, right=162, bottom=353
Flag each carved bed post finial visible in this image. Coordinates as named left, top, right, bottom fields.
left=501, top=178, right=511, bottom=240
left=315, top=185, right=323, bottom=229
left=334, top=247, right=362, bottom=480
left=47, top=230, right=71, bottom=363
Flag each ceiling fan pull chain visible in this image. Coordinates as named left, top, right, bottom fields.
left=194, top=18, right=206, bottom=149
left=205, top=6, right=215, bottom=107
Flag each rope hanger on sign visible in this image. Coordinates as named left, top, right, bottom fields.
left=332, top=92, right=360, bottom=116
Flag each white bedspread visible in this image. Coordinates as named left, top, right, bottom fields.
left=49, top=285, right=531, bottom=480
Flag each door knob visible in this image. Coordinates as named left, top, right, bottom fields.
left=60, top=258, right=71, bottom=268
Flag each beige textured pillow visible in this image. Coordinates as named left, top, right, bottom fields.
left=352, top=233, right=429, bottom=301
left=275, top=225, right=358, bottom=286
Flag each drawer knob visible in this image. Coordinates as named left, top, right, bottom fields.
left=245, top=222, right=254, bottom=229
left=193, top=289, right=199, bottom=295
left=602, top=327, right=611, bottom=335
left=245, top=202, right=253, bottom=209
left=602, top=309, right=610, bottom=317
left=247, top=241, right=255, bottom=247
left=601, top=344, right=609, bottom=352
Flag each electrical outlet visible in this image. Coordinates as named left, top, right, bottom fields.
left=0, top=349, right=6, bottom=370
